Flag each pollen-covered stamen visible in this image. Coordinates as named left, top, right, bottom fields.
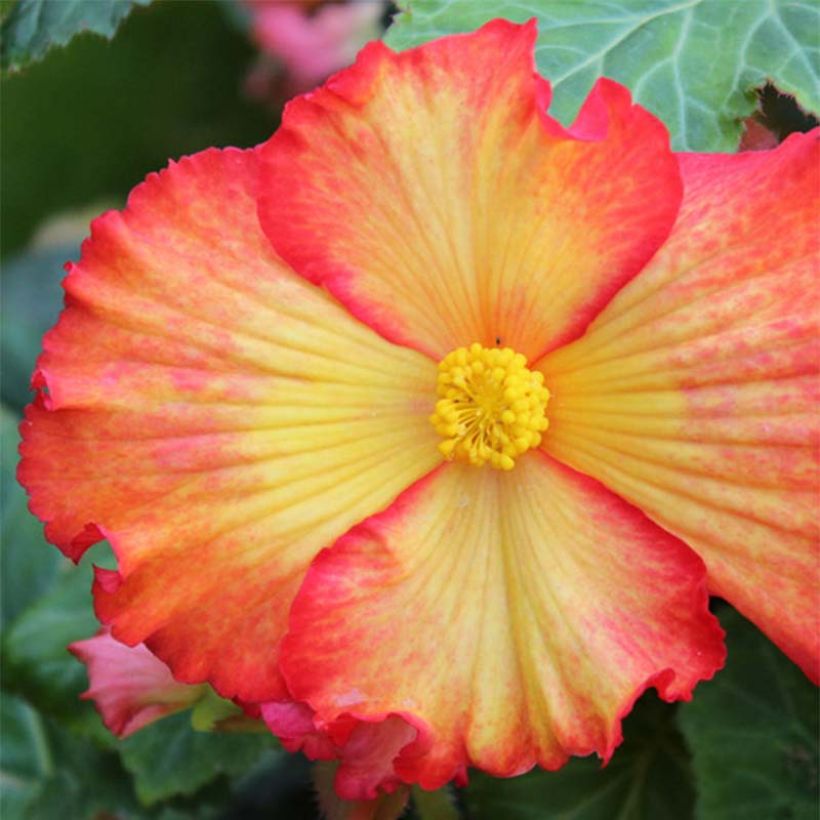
left=430, top=343, right=550, bottom=470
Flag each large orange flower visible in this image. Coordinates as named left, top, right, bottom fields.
left=19, top=20, right=818, bottom=799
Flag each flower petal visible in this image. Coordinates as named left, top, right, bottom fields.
left=70, top=629, right=204, bottom=737
left=262, top=700, right=338, bottom=761
left=312, top=760, right=411, bottom=820
left=538, top=131, right=820, bottom=681
left=258, top=20, right=681, bottom=360
left=19, top=147, right=440, bottom=702
left=263, top=701, right=420, bottom=800
left=278, top=456, right=724, bottom=794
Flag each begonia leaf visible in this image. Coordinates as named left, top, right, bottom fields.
left=2, top=541, right=113, bottom=736
left=412, top=786, right=460, bottom=820
left=119, top=712, right=280, bottom=806
left=0, top=695, right=48, bottom=818
left=1, top=245, right=70, bottom=413
left=189, top=688, right=252, bottom=733
left=385, top=0, right=820, bottom=151
left=0, top=693, right=272, bottom=818
left=2, top=0, right=270, bottom=258
left=23, top=730, right=140, bottom=819
left=1, top=0, right=152, bottom=72
left=0, top=694, right=140, bottom=819
left=1, top=405, right=60, bottom=625
left=461, top=694, right=695, bottom=819
left=228, top=751, right=319, bottom=819
left=679, top=607, right=819, bottom=820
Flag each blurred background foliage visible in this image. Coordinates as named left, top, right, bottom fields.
left=1, top=0, right=272, bottom=259
left=1, top=1, right=818, bottom=818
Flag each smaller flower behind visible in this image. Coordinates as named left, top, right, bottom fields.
left=72, top=629, right=269, bottom=739
left=70, top=629, right=207, bottom=738
left=263, top=700, right=421, bottom=799
left=244, top=0, right=385, bottom=100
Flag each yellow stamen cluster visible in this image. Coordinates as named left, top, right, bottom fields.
left=430, top=343, right=550, bottom=471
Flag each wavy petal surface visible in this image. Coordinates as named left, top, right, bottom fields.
left=279, top=456, right=724, bottom=795
left=258, top=20, right=681, bottom=361
left=263, top=700, right=419, bottom=800
left=539, top=132, right=820, bottom=681
left=19, top=147, right=440, bottom=701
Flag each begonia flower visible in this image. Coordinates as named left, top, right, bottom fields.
left=71, top=629, right=206, bottom=737
left=19, top=20, right=818, bottom=800
left=244, top=0, right=384, bottom=97
left=73, top=629, right=267, bottom=736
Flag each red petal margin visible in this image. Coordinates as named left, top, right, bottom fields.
left=18, top=147, right=440, bottom=703
left=262, top=700, right=421, bottom=800
left=539, top=130, right=820, bottom=682
left=258, top=19, right=682, bottom=361
left=275, top=457, right=725, bottom=796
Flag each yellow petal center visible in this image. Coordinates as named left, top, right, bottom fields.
left=430, top=343, right=550, bottom=471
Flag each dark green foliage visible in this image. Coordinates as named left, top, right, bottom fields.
left=1, top=244, right=70, bottom=412
left=462, top=694, right=695, bottom=820
left=1, top=695, right=142, bottom=819
left=120, top=714, right=281, bottom=806
left=1, top=0, right=273, bottom=258
left=1, top=406, right=61, bottom=625
left=2, top=539, right=115, bottom=735
left=679, top=608, right=819, bottom=820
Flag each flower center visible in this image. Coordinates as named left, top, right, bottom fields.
left=430, top=343, right=550, bottom=471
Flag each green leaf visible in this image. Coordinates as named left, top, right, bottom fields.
left=0, top=405, right=61, bottom=626
left=24, top=722, right=140, bottom=819
left=1, top=2, right=19, bottom=25
left=190, top=688, right=247, bottom=732
left=2, top=540, right=115, bottom=737
left=412, top=785, right=460, bottom=820
left=227, top=750, right=318, bottom=819
left=0, top=695, right=51, bottom=818
left=462, top=694, right=695, bottom=819
left=1, top=0, right=152, bottom=72
left=2, top=0, right=272, bottom=258
left=679, top=607, right=819, bottom=820
left=120, top=711, right=279, bottom=805
left=1, top=243, right=70, bottom=412
left=385, top=0, right=820, bottom=151
left=1, top=693, right=140, bottom=820
left=1, top=692, right=276, bottom=819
